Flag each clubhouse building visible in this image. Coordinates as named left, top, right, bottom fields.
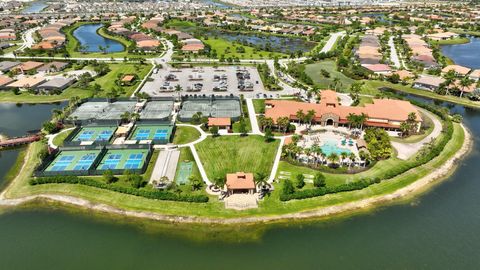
left=265, top=90, right=422, bottom=131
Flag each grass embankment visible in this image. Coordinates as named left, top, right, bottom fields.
left=0, top=63, right=151, bottom=103
left=52, top=129, right=74, bottom=147
left=252, top=99, right=265, bottom=114
left=390, top=111, right=435, bottom=143
left=305, top=60, right=355, bottom=90
left=360, top=80, right=480, bottom=109
left=429, top=37, right=470, bottom=45
left=173, top=126, right=201, bottom=145
left=195, top=135, right=279, bottom=180
left=2, top=122, right=465, bottom=218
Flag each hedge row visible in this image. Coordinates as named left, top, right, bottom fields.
left=280, top=101, right=455, bottom=201
left=29, top=176, right=209, bottom=203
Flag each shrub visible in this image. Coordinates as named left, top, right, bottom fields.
left=29, top=176, right=209, bottom=203
left=295, top=174, right=305, bottom=189
left=313, top=173, right=326, bottom=188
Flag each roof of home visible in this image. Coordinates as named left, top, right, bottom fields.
left=393, top=70, right=414, bottom=80
left=362, top=64, right=392, bottom=73
left=37, top=61, right=68, bottom=72
left=181, top=43, right=205, bottom=51
left=208, top=117, right=231, bottom=126
left=442, top=65, right=472, bottom=76
left=37, top=77, right=76, bottom=89
left=7, top=76, right=45, bottom=88
left=470, top=69, right=480, bottom=78
left=0, top=75, right=14, bottom=86
left=414, top=75, right=446, bottom=87
left=18, top=61, right=44, bottom=71
left=0, top=61, right=20, bottom=71
left=226, top=172, right=256, bottom=190
left=137, top=39, right=160, bottom=48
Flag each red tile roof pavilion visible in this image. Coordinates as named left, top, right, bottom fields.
left=265, top=90, right=422, bottom=129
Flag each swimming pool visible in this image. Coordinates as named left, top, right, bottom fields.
left=321, top=139, right=352, bottom=156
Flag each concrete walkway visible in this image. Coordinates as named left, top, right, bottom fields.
left=392, top=109, right=443, bottom=160
left=268, top=137, right=285, bottom=183
left=245, top=98, right=262, bottom=135
left=47, top=127, right=75, bottom=149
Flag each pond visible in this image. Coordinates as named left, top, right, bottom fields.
left=2, top=97, right=480, bottom=268
left=22, top=1, right=48, bottom=14
left=0, top=102, right=65, bottom=187
left=207, top=30, right=317, bottom=53
left=73, top=24, right=125, bottom=53
left=441, top=37, right=480, bottom=69
left=201, top=0, right=232, bottom=9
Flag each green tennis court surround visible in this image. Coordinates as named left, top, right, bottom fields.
left=97, top=149, right=149, bottom=171
left=45, top=150, right=101, bottom=172
left=72, top=126, right=117, bottom=142
left=129, top=124, right=174, bottom=144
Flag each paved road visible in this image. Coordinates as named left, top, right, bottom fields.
left=391, top=108, right=442, bottom=160
left=388, top=36, right=401, bottom=69
left=320, top=31, right=346, bottom=54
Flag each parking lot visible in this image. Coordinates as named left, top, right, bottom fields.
left=140, top=66, right=273, bottom=98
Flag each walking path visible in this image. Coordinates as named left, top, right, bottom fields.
left=391, top=109, right=443, bottom=160
left=245, top=98, right=262, bottom=135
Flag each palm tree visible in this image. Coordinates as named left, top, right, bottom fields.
left=254, top=172, right=268, bottom=189
left=459, top=77, right=474, bottom=98
left=348, top=152, right=356, bottom=169
left=340, top=152, right=348, bottom=166
left=328, top=152, right=339, bottom=166
left=174, top=84, right=183, bottom=100
left=443, top=70, right=456, bottom=95
left=296, top=109, right=305, bottom=125
left=358, top=113, right=368, bottom=130
left=306, top=109, right=316, bottom=127
left=332, top=77, right=341, bottom=91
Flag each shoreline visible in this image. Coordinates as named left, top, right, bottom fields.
left=0, top=124, right=472, bottom=225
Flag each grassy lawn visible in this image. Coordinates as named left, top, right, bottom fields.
left=429, top=37, right=470, bottom=45
left=252, top=99, right=265, bottom=114
left=69, top=63, right=151, bottom=97
left=52, top=129, right=74, bottom=147
left=305, top=60, right=355, bottom=90
left=360, top=80, right=480, bottom=109
left=201, top=37, right=286, bottom=59
left=195, top=135, right=279, bottom=179
left=358, top=96, right=373, bottom=106
left=173, top=126, right=201, bottom=145
left=0, top=63, right=150, bottom=103
left=232, top=117, right=252, bottom=133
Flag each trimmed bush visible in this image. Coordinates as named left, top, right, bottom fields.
left=29, top=176, right=209, bottom=203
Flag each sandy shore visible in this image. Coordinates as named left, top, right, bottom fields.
left=0, top=125, right=473, bottom=224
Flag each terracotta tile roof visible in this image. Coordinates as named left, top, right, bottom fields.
left=121, top=75, right=135, bottom=82
left=181, top=43, right=205, bottom=52
left=442, top=65, right=471, bottom=76
left=7, top=76, right=45, bottom=88
left=265, top=90, right=422, bottom=125
left=18, top=61, right=44, bottom=71
left=136, top=39, right=160, bottom=48
left=0, top=75, right=14, bottom=86
left=226, top=172, right=255, bottom=190
left=208, top=117, right=231, bottom=127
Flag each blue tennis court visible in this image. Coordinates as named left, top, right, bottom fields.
left=130, top=125, right=173, bottom=143
left=72, top=126, right=117, bottom=142
left=46, top=151, right=100, bottom=172
left=97, top=149, right=149, bottom=171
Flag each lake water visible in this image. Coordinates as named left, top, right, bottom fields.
left=73, top=24, right=125, bottom=53
left=201, top=0, right=232, bottom=9
left=441, top=37, right=480, bottom=69
left=1, top=97, right=480, bottom=268
left=22, top=1, right=47, bottom=14
left=0, top=102, right=64, bottom=186
left=209, top=31, right=317, bottom=53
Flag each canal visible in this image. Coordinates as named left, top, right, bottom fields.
left=0, top=97, right=480, bottom=269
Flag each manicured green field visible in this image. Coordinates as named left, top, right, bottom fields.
left=252, top=99, right=265, bottom=114
left=195, top=135, right=279, bottom=179
left=429, top=37, right=470, bottom=45
left=173, top=126, right=201, bottom=145
left=52, top=129, right=74, bottom=147
left=201, top=38, right=286, bottom=59
left=305, top=60, right=355, bottom=89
